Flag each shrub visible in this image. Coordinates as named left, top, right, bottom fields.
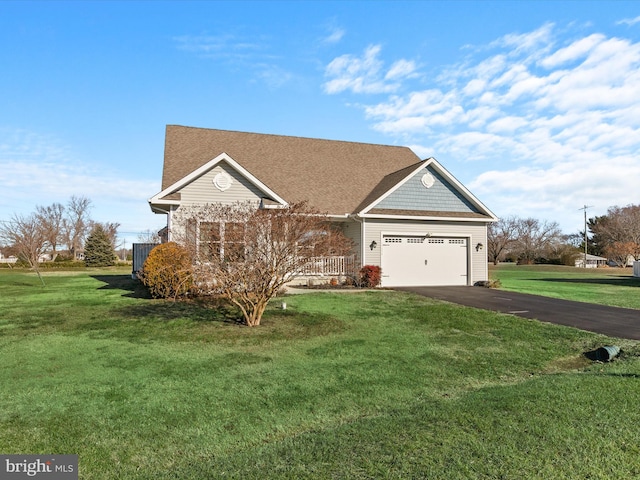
left=140, top=242, right=193, bottom=300
left=359, top=265, right=382, bottom=288
left=15, top=257, right=30, bottom=268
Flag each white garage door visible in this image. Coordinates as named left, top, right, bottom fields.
left=380, top=236, right=468, bottom=287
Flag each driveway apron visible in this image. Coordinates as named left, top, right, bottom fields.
left=398, top=286, right=640, bottom=340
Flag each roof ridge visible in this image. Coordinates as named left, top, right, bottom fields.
left=166, top=124, right=413, bottom=151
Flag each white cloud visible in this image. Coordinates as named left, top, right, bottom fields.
left=323, top=26, right=345, bottom=44
left=474, top=54, right=509, bottom=80
left=324, top=23, right=640, bottom=231
left=323, top=44, right=418, bottom=94
left=1, top=160, right=155, bottom=201
left=254, top=64, right=294, bottom=89
left=540, top=34, right=605, bottom=68
left=364, top=89, right=463, bottom=133
left=469, top=155, right=640, bottom=222
left=617, top=16, right=640, bottom=26
left=173, top=34, right=266, bottom=58
left=173, top=32, right=295, bottom=90
left=486, top=116, right=528, bottom=133
left=491, top=22, right=555, bottom=58
left=385, top=59, right=418, bottom=80
left=462, top=78, right=487, bottom=96
left=0, top=129, right=161, bottom=238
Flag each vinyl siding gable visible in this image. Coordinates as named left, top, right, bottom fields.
left=179, top=161, right=267, bottom=206
left=375, top=165, right=480, bottom=214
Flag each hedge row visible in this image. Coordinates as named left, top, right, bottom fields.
left=0, top=261, right=131, bottom=270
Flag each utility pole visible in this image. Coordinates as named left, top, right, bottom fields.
left=579, top=205, right=593, bottom=268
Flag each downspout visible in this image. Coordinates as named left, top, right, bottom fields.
left=166, top=207, right=173, bottom=241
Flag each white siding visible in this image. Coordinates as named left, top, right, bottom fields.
left=179, top=162, right=265, bottom=206
left=363, top=218, right=489, bottom=285
left=166, top=162, right=265, bottom=242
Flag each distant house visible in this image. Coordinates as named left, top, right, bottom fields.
left=575, top=253, right=608, bottom=268
left=0, top=253, right=17, bottom=264
left=148, top=125, right=497, bottom=287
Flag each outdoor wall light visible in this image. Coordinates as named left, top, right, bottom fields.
left=370, top=240, right=377, bottom=250
left=476, top=242, right=484, bottom=252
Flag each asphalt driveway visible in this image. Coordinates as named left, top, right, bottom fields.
left=398, top=286, right=640, bottom=340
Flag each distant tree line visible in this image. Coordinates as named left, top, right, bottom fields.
left=487, top=216, right=568, bottom=265
left=488, top=204, right=640, bottom=267
left=587, top=204, right=640, bottom=266
left=0, top=196, right=121, bottom=283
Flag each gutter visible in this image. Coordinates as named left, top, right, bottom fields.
left=148, top=202, right=173, bottom=241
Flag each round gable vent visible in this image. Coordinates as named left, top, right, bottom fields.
left=421, top=172, right=435, bottom=189
left=213, top=172, right=233, bottom=191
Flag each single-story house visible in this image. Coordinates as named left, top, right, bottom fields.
left=148, top=125, right=497, bottom=287
left=574, top=253, right=608, bottom=268
left=0, top=254, right=17, bottom=264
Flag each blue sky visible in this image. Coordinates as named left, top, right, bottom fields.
left=2, top=1, right=640, bottom=246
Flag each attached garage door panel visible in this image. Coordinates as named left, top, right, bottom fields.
left=381, top=236, right=468, bottom=287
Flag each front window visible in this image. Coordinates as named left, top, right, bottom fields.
left=195, top=220, right=244, bottom=262
left=200, top=222, right=221, bottom=261
left=223, top=222, right=245, bottom=261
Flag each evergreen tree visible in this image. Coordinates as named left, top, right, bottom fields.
left=84, top=224, right=116, bottom=267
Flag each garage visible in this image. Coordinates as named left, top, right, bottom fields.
left=380, top=236, right=469, bottom=287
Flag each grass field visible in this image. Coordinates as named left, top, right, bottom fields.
left=1, top=267, right=639, bottom=479
left=490, top=263, right=640, bottom=309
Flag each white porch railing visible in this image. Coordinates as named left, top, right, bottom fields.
left=300, top=255, right=356, bottom=276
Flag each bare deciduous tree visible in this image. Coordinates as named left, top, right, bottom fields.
left=604, top=241, right=636, bottom=267
left=513, top=218, right=563, bottom=264
left=137, top=229, right=162, bottom=244
left=547, top=234, right=581, bottom=266
left=0, top=213, right=49, bottom=285
left=589, top=205, right=640, bottom=262
left=35, top=202, right=65, bottom=260
left=173, top=201, right=353, bottom=326
left=63, top=195, right=92, bottom=260
left=487, top=216, right=519, bottom=265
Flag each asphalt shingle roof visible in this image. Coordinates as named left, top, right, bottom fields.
left=161, top=125, right=423, bottom=215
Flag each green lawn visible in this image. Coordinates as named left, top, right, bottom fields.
left=1, top=268, right=639, bottom=479
left=490, top=263, right=640, bottom=309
